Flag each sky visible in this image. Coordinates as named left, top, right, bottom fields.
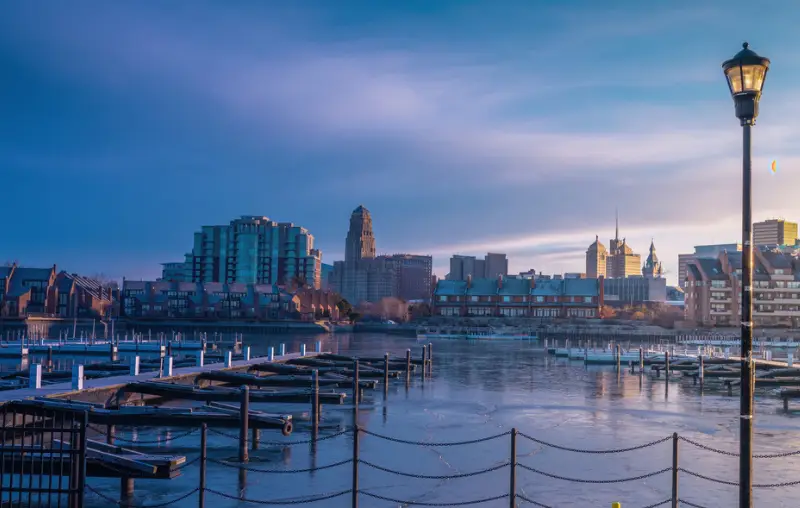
left=3, top=1, right=800, bottom=286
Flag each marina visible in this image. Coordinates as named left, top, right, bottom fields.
left=2, top=332, right=800, bottom=506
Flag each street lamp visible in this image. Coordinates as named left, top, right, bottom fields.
left=722, top=41, right=770, bottom=508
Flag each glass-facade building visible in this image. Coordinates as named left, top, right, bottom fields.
left=162, top=216, right=322, bottom=288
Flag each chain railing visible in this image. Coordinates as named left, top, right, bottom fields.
left=79, top=423, right=800, bottom=507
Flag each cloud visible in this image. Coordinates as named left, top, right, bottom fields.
left=3, top=2, right=800, bottom=286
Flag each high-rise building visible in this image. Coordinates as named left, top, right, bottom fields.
left=345, top=206, right=376, bottom=268
left=753, top=219, right=798, bottom=246
left=382, top=254, right=433, bottom=301
left=585, top=213, right=641, bottom=278
left=329, top=206, right=433, bottom=303
left=161, top=216, right=322, bottom=288
left=585, top=236, right=607, bottom=278
left=446, top=253, right=507, bottom=280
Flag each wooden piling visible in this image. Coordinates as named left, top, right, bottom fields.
left=120, top=477, right=134, bottom=504
left=251, top=428, right=260, bottom=450
left=699, top=355, right=704, bottom=387
left=421, top=346, right=427, bottom=382
left=383, top=353, right=389, bottom=397
left=639, top=347, right=644, bottom=373
left=239, top=385, right=249, bottom=463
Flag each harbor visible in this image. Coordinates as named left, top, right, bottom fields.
left=2, top=332, right=800, bottom=506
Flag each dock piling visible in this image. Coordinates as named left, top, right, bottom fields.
left=279, top=343, right=286, bottom=356
left=789, top=352, right=795, bottom=368
left=405, top=349, right=411, bottom=382
left=244, top=346, right=251, bottom=361
left=224, top=351, right=232, bottom=368
left=421, top=346, right=427, bottom=382
left=164, top=356, right=173, bottom=377
left=120, top=478, right=135, bottom=504
left=71, top=364, right=84, bottom=391
left=29, top=363, right=42, bottom=389
left=639, top=347, right=644, bottom=373
left=197, top=351, right=204, bottom=367
left=301, top=344, right=307, bottom=357
left=315, top=341, right=322, bottom=353
left=239, top=385, right=250, bottom=463
left=615, top=344, right=621, bottom=372
left=699, top=355, right=704, bottom=386
left=251, top=428, right=260, bottom=450
left=312, top=369, right=320, bottom=436
left=384, top=353, right=389, bottom=397
left=268, top=347, right=274, bottom=362
left=130, top=356, right=140, bottom=376
left=665, top=351, right=670, bottom=379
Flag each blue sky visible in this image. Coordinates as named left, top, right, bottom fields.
left=3, top=1, right=800, bottom=285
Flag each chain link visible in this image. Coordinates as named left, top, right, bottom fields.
left=515, top=493, right=553, bottom=507
left=206, top=426, right=350, bottom=445
left=678, top=468, right=738, bottom=486
left=679, top=436, right=800, bottom=459
left=639, top=499, right=671, bottom=508
left=359, top=427, right=510, bottom=446
left=208, top=457, right=351, bottom=474
left=518, top=463, right=670, bottom=484
left=518, top=432, right=672, bottom=454
left=678, top=499, right=709, bottom=508
left=360, top=459, right=509, bottom=479
left=85, top=484, right=199, bottom=507
left=88, top=425, right=198, bottom=444
left=205, top=487, right=351, bottom=504
left=360, top=490, right=508, bottom=506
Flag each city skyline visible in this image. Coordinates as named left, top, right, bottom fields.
left=4, top=2, right=800, bottom=285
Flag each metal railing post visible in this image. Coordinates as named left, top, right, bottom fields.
left=199, top=423, right=207, bottom=508
left=239, top=385, right=249, bottom=463
left=510, top=428, right=517, bottom=508
left=352, top=425, right=359, bottom=508
left=672, top=432, right=679, bottom=508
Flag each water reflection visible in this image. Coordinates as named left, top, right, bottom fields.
left=29, top=331, right=799, bottom=507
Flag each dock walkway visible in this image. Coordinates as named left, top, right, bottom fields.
left=0, top=351, right=319, bottom=404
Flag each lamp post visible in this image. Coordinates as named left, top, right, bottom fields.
left=722, top=42, right=770, bottom=508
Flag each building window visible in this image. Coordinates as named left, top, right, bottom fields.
left=584, top=297, right=592, bottom=303
left=502, top=296, right=510, bottom=303
left=439, top=296, right=447, bottom=302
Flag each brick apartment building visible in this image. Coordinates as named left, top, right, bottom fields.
left=684, top=248, right=800, bottom=327
left=0, top=264, right=115, bottom=319
left=433, top=275, right=603, bottom=318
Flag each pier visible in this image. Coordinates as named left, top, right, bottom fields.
left=0, top=341, right=432, bottom=506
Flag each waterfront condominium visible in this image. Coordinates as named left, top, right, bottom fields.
left=161, top=216, right=323, bottom=289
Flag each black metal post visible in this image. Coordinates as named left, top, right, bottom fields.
left=421, top=345, right=427, bottom=382
left=353, top=359, right=360, bottom=410
left=352, top=425, right=359, bottom=508
left=199, top=424, right=207, bottom=508
left=239, top=385, right=249, bottom=463
left=740, top=120, right=754, bottom=508
left=383, top=352, right=389, bottom=397
left=312, top=369, right=319, bottom=438
left=76, top=411, right=88, bottom=508
left=509, top=428, right=517, bottom=508
left=405, top=348, right=411, bottom=387
left=672, top=432, right=679, bottom=508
